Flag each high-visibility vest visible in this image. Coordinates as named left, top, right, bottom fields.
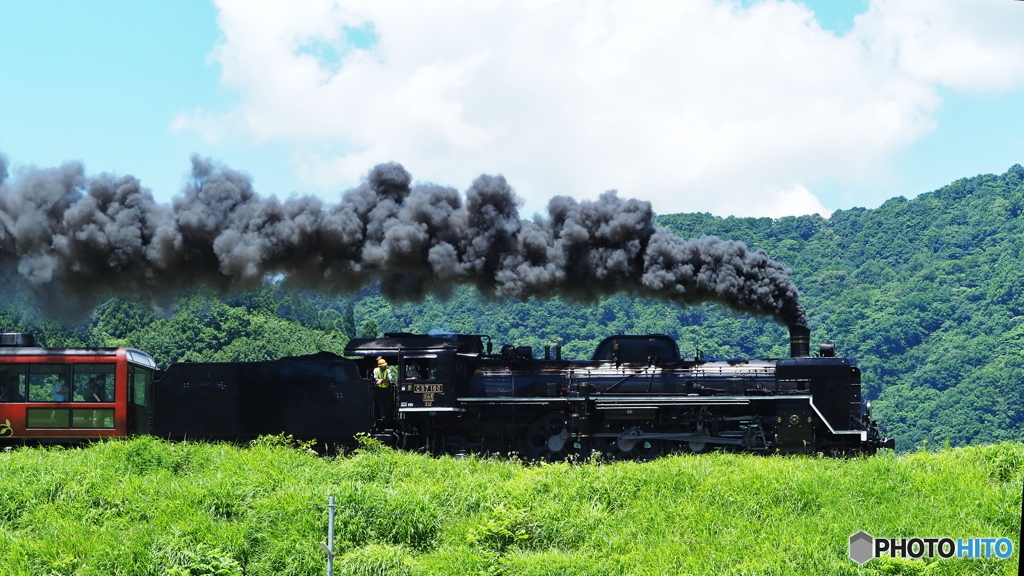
left=374, top=366, right=390, bottom=388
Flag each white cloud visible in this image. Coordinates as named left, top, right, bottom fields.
left=169, top=108, right=229, bottom=144
left=855, top=0, right=1024, bottom=93
left=173, top=0, right=1024, bottom=218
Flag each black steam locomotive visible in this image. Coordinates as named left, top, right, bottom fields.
left=151, top=326, right=893, bottom=458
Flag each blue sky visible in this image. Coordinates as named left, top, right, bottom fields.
left=2, top=0, right=1023, bottom=219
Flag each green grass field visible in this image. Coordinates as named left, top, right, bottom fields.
left=0, top=436, right=1020, bottom=575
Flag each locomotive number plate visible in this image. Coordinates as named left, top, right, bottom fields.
left=413, top=384, right=443, bottom=393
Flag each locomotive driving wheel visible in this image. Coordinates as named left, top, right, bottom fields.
left=630, top=426, right=664, bottom=460
left=595, top=421, right=663, bottom=460
left=521, top=413, right=581, bottom=461
left=686, top=423, right=712, bottom=453
left=593, top=421, right=622, bottom=459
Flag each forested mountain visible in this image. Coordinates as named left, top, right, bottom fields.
left=2, top=165, right=1023, bottom=450
left=658, top=164, right=1024, bottom=450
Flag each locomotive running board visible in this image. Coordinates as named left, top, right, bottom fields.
left=592, top=395, right=868, bottom=442
left=589, top=430, right=750, bottom=446
left=594, top=396, right=753, bottom=408
left=456, top=397, right=584, bottom=404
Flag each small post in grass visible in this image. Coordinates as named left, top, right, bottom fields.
left=321, top=496, right=336, bottom=576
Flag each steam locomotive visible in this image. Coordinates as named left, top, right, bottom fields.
left=0, top=327, right=893, bottom=457
left=149, top=326, right=892, bottom=457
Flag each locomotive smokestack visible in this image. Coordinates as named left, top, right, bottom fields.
left=0, top=152, right=806, bottom=322
left=789, top=325, right=810, bottom=358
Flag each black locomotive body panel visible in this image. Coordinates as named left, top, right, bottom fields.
left=153, top=352, right=371, bottom=444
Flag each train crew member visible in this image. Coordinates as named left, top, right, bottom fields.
left=374, top=357, right=391, bottom=388
left=374, top=357, right=393, bottom=424
left=406, top=362, right=421, bottom=380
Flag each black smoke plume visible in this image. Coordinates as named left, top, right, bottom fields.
left=0, top=152, right=806, bottom=326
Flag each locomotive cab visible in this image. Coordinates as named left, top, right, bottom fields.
left=396, top=351, right=454, bottom=410
left=343, top=333, right=486, bottom=415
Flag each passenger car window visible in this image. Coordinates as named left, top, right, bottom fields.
left=0, top=367, right=26, bottom=402
left=129, top=366, right=151, bottom=406
left=28, top=365, right=72, bottom=402
left=72, top=365, right=116, bottom=403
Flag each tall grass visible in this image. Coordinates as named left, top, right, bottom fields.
left=0, top=437, right=1020, bottom=575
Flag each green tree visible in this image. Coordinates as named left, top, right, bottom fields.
left=361, top=320, right=379, bottom=339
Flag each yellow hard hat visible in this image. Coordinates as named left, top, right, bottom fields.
left=377, top=357, right=387, bottom=366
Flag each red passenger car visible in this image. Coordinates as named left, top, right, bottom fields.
left=0, top=333, right=157, bottom=442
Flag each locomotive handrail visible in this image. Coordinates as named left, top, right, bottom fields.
left=806, top=397, right=868, bottom=440
left=456, top=397, right=584, bottom=404
left=604, top=364, right=658, bottom=393
left=594, top=396, right=753, bottom=406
